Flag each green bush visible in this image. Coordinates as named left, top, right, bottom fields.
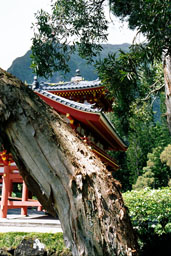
left=123, top=187, right=171, bottom=254
left=0, top=232, right=71, bottom=255
left=132, top=170, right=155, bottom=190
left=1, top=188, right=170, bottom=255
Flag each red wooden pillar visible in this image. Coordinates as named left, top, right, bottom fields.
left=8, top=179, right=13, bottom=197
left=0, top=166, right=10, bottom=218
left=37, top=205, right=43, bottom=212
left=21, top=181, right=28, bottom=216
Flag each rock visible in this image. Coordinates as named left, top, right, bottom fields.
left=7, top=248, right=15, bottom=255
left=14, top=238, right=47, bottom=256
left=0, top=248, right=12, bottom=255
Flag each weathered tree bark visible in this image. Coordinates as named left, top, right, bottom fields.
left=0, top=68, right=138, bottom=256
left=164, top=55, right=171, bottom=134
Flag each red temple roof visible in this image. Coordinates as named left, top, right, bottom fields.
left=35, top=89, right=127, bottom=152
left=31, top=74, right=127, bottom=170
left=37, top=79, right=113, bottom=112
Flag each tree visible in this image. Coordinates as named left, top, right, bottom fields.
left=95, top=50, right=163, bottom=136
left=31, top=0, right=171, bottom=132
left=109, top=0, right=171, bottom=133
left=31, top=0, right=108, bottom=77
left=160, top=144, right=171, bottom=169
left=132, top=122, right=171, bottom=190
left=101, top=59, right=169, bottom=190
left=0, top=68, right=138, bottom=255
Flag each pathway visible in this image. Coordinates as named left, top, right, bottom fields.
left=0, top=208, right=62, bottom=233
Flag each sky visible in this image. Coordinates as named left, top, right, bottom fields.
left=0, top=0, right=137, bottom=70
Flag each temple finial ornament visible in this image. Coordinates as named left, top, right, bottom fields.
left=71, top=69, right=83, bottom=82
left=76, top=69, right=80, bottom=76
left=32, top=76, right=39, bottom=90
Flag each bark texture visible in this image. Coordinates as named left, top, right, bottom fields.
left=164, top=55, right=171, bottom=134
left=0, top=68, right=138, bottom=256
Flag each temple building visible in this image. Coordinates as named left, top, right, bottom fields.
left=34, top=70, right=127, bottom=171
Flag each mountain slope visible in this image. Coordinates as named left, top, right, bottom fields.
left=7, top=43, right=130, bottom=83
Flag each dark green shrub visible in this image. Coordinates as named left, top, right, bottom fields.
left=123, top=187, right=171, bottom=255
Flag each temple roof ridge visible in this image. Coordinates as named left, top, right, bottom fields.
left=35, top=89, right=101, bottom=113
left=35, top=89, right=127, bottom=149
left=40, top=79, right=101, bottom=91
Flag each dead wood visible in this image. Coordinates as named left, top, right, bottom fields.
left=0, top=68, right=138, bottom=256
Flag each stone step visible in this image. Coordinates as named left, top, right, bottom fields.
left=0, top=214, right=62, bottom=233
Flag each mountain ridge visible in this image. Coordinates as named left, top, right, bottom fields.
left=7, top=43, right=130, bottom=83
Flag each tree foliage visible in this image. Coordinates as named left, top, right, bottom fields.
left=114, top=110, right=171, bottom=191
left=31, top=0, right=108, bottom=77
left=133, top=144, right=171, bottom=190
left=103, top=58, right=168, bottom=190
left=110, top=0, right=171, bottom=58
left=96, top=49, right=148, bottom=135
left=31, top=0, right=169, bottom=133
left=31, top=0, right=171, bottom=77
left=96, top=50, right=165, bottom=136
left=131, top=90, right=171, bottom=190
left=123, top=187, right=171, bottom=254
left=160, top=144, right=171, bottom=169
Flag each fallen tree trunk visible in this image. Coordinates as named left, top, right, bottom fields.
left=0, top=68, right=138, bottom=256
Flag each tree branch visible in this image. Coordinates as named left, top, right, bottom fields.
left=142, top=83, right=165, bottom=101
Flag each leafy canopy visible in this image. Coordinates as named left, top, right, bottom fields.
left=31, top=0, right=171, bottom=77
left=96, top=50, right=164, bottom=135
left=31, top=0, right=108, bottom=77
left=110, top=0, right=171, bottom=58
left=106, top=60, right=169, bottom=190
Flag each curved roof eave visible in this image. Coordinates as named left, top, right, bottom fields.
left=35, top=89, right=127, bottom=151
